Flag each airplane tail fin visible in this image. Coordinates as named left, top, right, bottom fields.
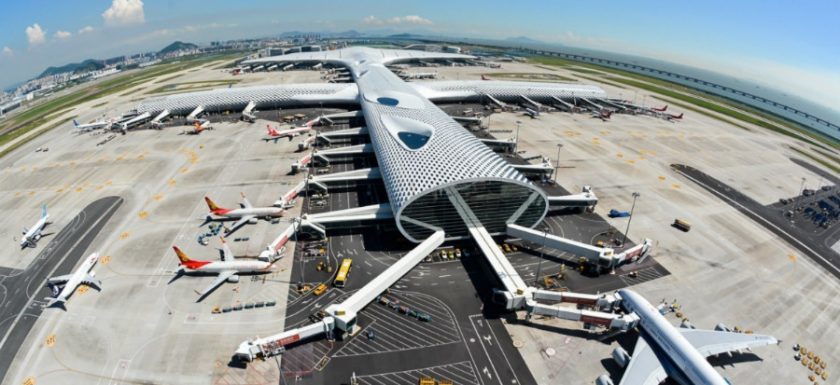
left=204, top=196, right=224, bottom=212
left=674, top=113, right=683, bottom=119
left=173, top=246, right=191, bottom=264
left=73, top=119, right=80, bottom=127
left=41, top=204, right=48, bottom=218
left=267, top=125, right=278, bottom=136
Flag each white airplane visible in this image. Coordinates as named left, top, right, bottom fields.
left=172, top=239, right=275, bottom=300
left=598, top=289, right=779, bottom=385
left=72, top=118, right=111, bottom=132
left=20, top=204, right=49, bottom=249
left=45, top=252, right=101, bottom=309
left=263, top=124, right=311, bottom=142
left=204, top=193, right=284, bottom=236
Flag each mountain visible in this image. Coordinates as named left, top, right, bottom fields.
left=38, top=59, right=105, bottom=78
left=158, top=41, right=198, bottom=55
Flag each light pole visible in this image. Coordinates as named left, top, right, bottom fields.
left=534, top=226, right=549, bottom=287
left=792, top=177, right=806, bottom=219
left=553, top=143, right=563, bottom=182
left=515, top=120, right=522, bottom=153
left=620, top=192, right=640, bottom=248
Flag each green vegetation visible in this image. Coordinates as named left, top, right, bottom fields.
left=0, top=52, right=243, bottom=158
left=529, top=55, right=839, bottom=150
left=566, top=67, right=604, bottom=75
left=158, top=41, right=198, bottom=55
left=486, top=72, right=576, bottom=82
left=791, top=147, right=840, bottom=173
left=811, top=147, right=840, bottom=168
left=0, top=116, right=75, bottom=159
left=145, top=79, right=241, bottom=95
left=573, top=75, right=626, bottom=89
left=90, top=101, right=108, bottom=109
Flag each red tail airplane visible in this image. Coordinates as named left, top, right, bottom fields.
left=652, top=105, right=668, bottom=112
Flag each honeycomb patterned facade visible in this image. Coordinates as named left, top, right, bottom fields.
left=135, top=84, right=356, bottom=115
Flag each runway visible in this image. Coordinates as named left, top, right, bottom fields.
left=0, top=196, right=123, bottom=383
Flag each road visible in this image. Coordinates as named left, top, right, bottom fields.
left=0, top=196, right=123, bottom=383
left=674, top=164, right=840, bottom=279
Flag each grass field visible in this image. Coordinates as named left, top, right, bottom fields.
left=790, top=147, right=840, bottom=173
left=486, top=72, right=577, bottom=82
left=0, top=52, right=243, bottom=159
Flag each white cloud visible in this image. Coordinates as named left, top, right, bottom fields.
left=102, top=0, right=145, bottom=26
left=25, top=23, right=46, bottom=46
left=2, top=46, right=12, bottom=57
left=55, top=30, right=72, bottom=39
left=363, top=15, right=433, bottom=26
left=78, top=26, right=94, bottom=34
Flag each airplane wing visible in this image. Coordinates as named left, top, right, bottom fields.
left=224, top=215, right=255, bottom=237
left=410, top=80, right=606, bottom=103
left=47, top=274, right=73, bottom=285
left=195, top=271, right=236, bottom=299
left=220, top=239, right=234, bottom=262
left=679, top=329, right=779, bottom=357
left=618, top=337, right=667, bottom=385
left=81, top=274, right=102, bottom=291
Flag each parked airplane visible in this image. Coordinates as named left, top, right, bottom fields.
left=72, top=118, right=111, bottom=132
left=263, top=124, right=311, bottom=142
left=524, top=107, right=540, bottom=118
left=592, top=109, right=613, bottom=121
left=186, top=119, right=211, bottom=135
left=45, top=252, right=101, bottom=309
left=204, top=193, right=284, bottom=236
left=665, top=112, right=684, bottom=121
left=652, top=105, right=668, bottom=112
left=597, top=289, right=778, bottom=385
left=481, top=74, right=491, bottom=80
left=20, top=204, right=49, bottom=249
left=172, top=239, right=275, bottom=300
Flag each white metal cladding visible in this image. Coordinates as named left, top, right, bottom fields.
left=135, top=84, right=358, bottom=115
left=411, top=80, right=606, bottom=102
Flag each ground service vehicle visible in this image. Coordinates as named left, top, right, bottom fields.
left=673, top=219, right=691, bottom=232
left=334, top=258, right=352, bottom=287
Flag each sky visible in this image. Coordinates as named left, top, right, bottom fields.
left=1, top=0, right=838, bottom=114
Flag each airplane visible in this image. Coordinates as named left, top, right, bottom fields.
left=652, top=105, right=668, bottom=112
left=524, top=107, right=540, bottom=118
left=597, top=288, right=779, bottom=385
left=20, top=204, right=49, bottom=249
left=592, top=109, right=613, bottom=121
left=45, top=252, right=101, bottom=309
left=186, top=119, right=211, bottom=135
left=665, top=112, right=684, bottom=121
left=72, top=118, right=111, bottom=132
left=481, top=74, right=491, bottom=80
left=263, top=124, right=311, bottom=142
left=171, top=239, right=275, bottom=300
left=203, top=193, right=284, bottom=236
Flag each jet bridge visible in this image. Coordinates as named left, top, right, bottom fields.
left=234, top=230, right=444, bottom=362
left=241, top=101, right=257, bottom=122
left=520, top=95, right=546, bottom=111
left=317, top=126, right=368, bottom=144
left=507, top=224, right=652, bottom=270
left=308, top=110, right=364, bottom=127
left=547, top=186, right=598, bottom=210
left=578, top=97, right=604, bottom=111
left=150, top=109, right=169, bottom=128
left=313, top=143, right=373, bottom=165
left=186, top=105, right=204, bottom=121
left=511, top=161, right=553, bottom=178
left=480, top=138, right=515, bottom=153
left=482, top=93, right=510, bottom=110
left=275, top=168, right=381, bottom=208
left=551, top=96, right=577, bottom=112
left=298, top=204, right=394, bottom=238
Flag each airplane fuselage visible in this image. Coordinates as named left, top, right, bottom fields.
left=618, top=289, right=730, bottom=385
left=209, top=207, right=283, bottom=220
left=21, top=215, right=48, bottom=248
left=55, top=253, right=99, bottom=302
left=183, top=259, right=272, bottom=275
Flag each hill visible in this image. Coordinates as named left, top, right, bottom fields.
left=38, top=59, right=105, bottom=78
left=158, top=41, right=198, bottom=55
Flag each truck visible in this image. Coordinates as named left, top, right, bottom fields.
left=673, top=219, right=691, bottom=232
left=608, top=209, right=631, bottom=218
